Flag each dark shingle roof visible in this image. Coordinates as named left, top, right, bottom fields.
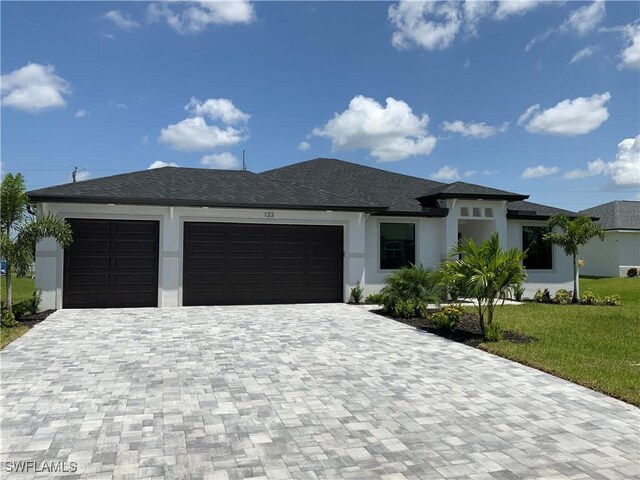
left=263, top=158, right=446, bottom=213
left=507, top=200, right=579, bottom=220
left=417, top=181, right=528, bottom=201
left=27, top=166, right=384, bottom=211
left=580, top=201, right=640, bottom=230
left=27, top=158, right=577, bottom=219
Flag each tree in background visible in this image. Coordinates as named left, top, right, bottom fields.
left=544, top=215, right=605, bottom=304
left=1, top=173, right=72, bottom=316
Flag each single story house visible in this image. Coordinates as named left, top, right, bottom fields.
left=28, top=158, right=577, bottom=309
left=579, top=200, right=640, bottom=277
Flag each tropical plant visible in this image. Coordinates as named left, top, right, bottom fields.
left=603, top=295, right=621, bottom=306
left=513, top=283, right=525, bottom=301
left=554, top=289, right=572, bottom=305
left=484, top=322, right=502, bottom=342
left=349, top=281, right=363, bottom=304
left=580, top=290, right=601, bottom=305
left=430, top=305, right=463, bottom=335
left=544, top=215, right=605, bottom=304
left=533, top=288, right=552, bottom=303
left=1, top=173, right=72, bottom=313
left=380, top=265, right=440, bottom=317
left=434, top=233, right=527, bottom=338
left=364, top=293, right=384, bottom=305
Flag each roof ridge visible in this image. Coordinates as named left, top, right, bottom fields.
left=264, top=157, right=447, bottom=187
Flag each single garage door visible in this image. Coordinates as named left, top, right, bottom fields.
left=183, top=222, right=343, bottom=306
left=63, top=219, right=159, bottom=308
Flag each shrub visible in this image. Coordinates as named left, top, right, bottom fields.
left=513, top=283, right=525, bottom=301
left=365, top=293, right=384, bottom=305
left=580, top=290, right=601, bottom=305
left=28, top=289, right=41, bottom=314
left=627, top=267, right=638, bottom=278
left=381, top=265, right=439, bottom=317
left=430, top=305, right=463, bottom=335
left=484, top=322, right=502, bottom=342
left=554, top=289, right=572, bottom=305
left=350, top=282, right=363, bottom=304
left=1, top=307, right=18, bottom=328
left=603, top=295, right=621, bottom=306
left=392, top=299, right=416, bottom=319
left=534, top=288, right=552, bottom=303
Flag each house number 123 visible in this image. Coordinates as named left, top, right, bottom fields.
left=264, top=211, right=274, bottom=218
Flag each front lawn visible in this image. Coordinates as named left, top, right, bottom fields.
left=484, top=276, right=640, bottom=406
left=1, top=275, right=38, bottom=349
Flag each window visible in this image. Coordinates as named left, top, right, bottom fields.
left=522, top=226, right=552, bottom=269
left=380, top=223, right=415, bottom=270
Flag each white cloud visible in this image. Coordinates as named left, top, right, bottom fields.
left=431, top=165, right=460, bottom=180
left=463, top=57, right=471, bottom=68
left=312, top=95, right=436, bottom=162
left=75, top=109, right=88, bottom=118
left=494, top=0, right=545, bottom=20
left=522, top=165, right=560, bottom=179
left=142, top=134, right=149, bottom=144
left=108, top=101, right=129, bottom=109
left=564, top=159, right=608, bottom=179
left=1, top=63, right=71, bottom=113
left=483, top=169, right=498, bottom=176
left=517, top=92, right=611, bottom=136
left=159, top=97, right=249, bottom=152
left=441, top=120, right=508, bottom=139
left=148, top=160, right=178, bottom=169
left=159, top=117, right=246, bottom=151
left=619, top=22, right=640, bottom=69
left=526, top=1, right=605, bottom=51
left=564, top=135, right=640, bottom=188
left=570, top=46, right=596, bottom=64
left=388, top=1, right=461, bottom=51
left=186, top=97, right=250, bottom=124
left=200, top=152, right=240, bottom=169
left=298, top=141, right=310, bottom=151
left=103, top=10, right=140, bottom=30
left=463, top=0, right=493, bottom=35
left=565, top=0, right=605, bottom=35
left=147, top=1, right=255, bottom=35
left=463, top=170, right=476, bottom=178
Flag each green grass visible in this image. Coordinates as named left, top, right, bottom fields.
left=1, top=275, right=36, bottom=349
left=483, top=276, right=640, bottom=406
left=1, top=274, right=35, bottom=305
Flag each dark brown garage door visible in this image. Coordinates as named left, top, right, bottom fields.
left=63, top=219, right=159, bottom=308
left=183, top=222, right=343, bottom=306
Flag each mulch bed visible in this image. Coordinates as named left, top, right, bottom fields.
left=17, top=310, right=55, bottom=329
left=373, top=309, right=535, bottom=347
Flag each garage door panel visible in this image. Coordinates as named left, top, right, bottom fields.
left=64, top=219, right=159, bottom=308
left=183, top=222, right=343, bottom=306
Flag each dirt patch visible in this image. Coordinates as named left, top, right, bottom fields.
left=373, top=309, right=535, bottom=347
left=18, top=310, right=55, bottom=329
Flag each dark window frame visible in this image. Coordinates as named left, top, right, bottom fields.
left=379, top=222, right=416, bottom=270
left=522, top=226, right=553, bottom=270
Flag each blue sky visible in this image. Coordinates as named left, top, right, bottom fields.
left=2, top=1, right=639, bottom=211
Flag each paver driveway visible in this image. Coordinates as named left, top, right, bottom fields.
left=1, top=304, right=638, bottom=479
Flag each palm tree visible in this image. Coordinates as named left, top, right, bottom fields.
left=544, top=214, right=605, bottom=304
left=1, top=173, right=72, bottom=313
left=435, top=233, right=527, bottom=337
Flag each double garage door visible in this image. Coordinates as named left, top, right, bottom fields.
left=63, top=219, right=343, bottom=308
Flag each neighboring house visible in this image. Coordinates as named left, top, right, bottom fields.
left=579, top=201, right=640, bottom=277
left=28, top=158, right=577, bottom=309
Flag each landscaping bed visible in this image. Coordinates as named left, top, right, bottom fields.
left=375, top=308, right=535, bottom=347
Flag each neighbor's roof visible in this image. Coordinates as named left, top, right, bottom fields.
left=27, top=157, right=576, bottom=219
left=580, top=201, right=640, bottom=230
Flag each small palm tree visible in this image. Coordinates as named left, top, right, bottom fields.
left=1, top=173, right=72, bottom=313
left=435, top=233, right=527, bottom=337
left=544, top=214, right=605, bottom=304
